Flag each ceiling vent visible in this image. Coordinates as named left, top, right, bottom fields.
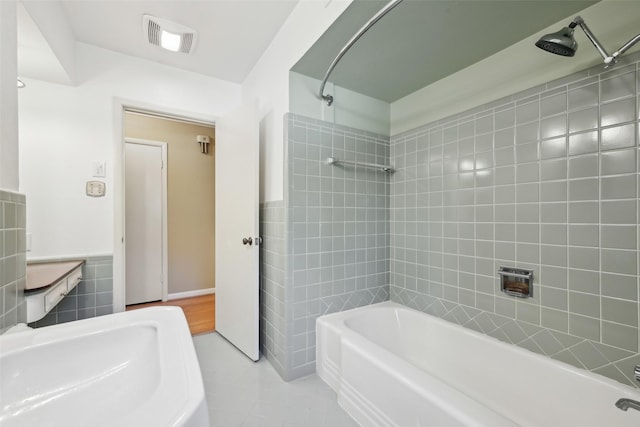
left=143, top=15, right=197, bottom=54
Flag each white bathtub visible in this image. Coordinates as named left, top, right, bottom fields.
left=316, top=301, right=640, bottom=427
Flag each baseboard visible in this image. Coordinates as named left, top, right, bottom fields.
left=168, top=288, right=215, bottom=300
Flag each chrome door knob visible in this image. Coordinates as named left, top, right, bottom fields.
left=242, top=237, right=253, bottom=246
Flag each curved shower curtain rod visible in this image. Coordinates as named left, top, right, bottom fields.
left=318, top=0, right=404, bottom=106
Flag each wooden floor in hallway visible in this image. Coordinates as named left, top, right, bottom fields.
left=126, top=294, right=215, bottom=336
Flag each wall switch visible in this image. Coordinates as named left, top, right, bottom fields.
left=26, top=233, right=32, bottom=251
left=93, top=161, right=106, bottom=177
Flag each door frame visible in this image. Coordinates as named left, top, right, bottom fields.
left=113, top=98, right=216, bottom=312
left=124, top=138, right=169, bottom=304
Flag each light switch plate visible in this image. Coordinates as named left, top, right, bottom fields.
left=92, top=161, right=106, bottom=177
left=86, top=181, right=106, bottom=197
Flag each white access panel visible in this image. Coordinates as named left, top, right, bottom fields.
left=125, top=142, right=164, bottom=305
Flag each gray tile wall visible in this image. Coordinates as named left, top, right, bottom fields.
left=390, top=55, right=640, bottom=388
left=0, top=190, right=27, bottom=333
left=29, top=256, right=113, bottom=327
left=282, top=113, right=391, bottom=379
left=259, top=200, right=287, bottom=378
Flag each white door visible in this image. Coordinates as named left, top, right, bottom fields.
left=125, top=142, right=164, bottom=305
left=215, top=103, right=259, bottom=361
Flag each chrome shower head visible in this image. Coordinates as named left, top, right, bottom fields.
left=535, top=24, right=578, bottom=57
left=535, top=16, right=640, bottom=67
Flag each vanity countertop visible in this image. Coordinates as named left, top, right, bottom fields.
left=26, top=260, right=85, bottom=291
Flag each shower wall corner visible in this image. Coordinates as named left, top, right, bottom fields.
left=261, top=112, right=392, bottom=381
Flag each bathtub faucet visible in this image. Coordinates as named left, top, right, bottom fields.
left=616, top=398, right=640, bottom=412
left=615, top=366, right=640, bottom=411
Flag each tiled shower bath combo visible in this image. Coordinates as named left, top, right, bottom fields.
left=264, top=54, right=640, bottom=387
left=390, top=55, right=640, bottom=387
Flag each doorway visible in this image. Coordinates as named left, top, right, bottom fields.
left=123, top=111, right=216, bottom=332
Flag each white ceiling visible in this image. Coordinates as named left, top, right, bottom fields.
left=293, top=0, right=599, bottom=103
left=20, top=0, right=299, bottom=84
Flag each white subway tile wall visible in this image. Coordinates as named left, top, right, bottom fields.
left=391, top=54, right=640, bottom=388
left=0, top=190, right=27, bottom=333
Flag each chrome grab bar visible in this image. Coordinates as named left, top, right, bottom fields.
left=326, top=156, right=394, bottom=173
left=615, top=398, right=640, bottom=412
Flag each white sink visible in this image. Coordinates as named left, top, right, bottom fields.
left=0, top=307, right=210, bottom=427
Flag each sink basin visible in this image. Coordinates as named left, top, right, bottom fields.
left=0, top=307, right=210, bottom=426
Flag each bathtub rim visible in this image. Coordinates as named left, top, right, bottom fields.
left=317, top=300, right=640, bottom=397
left=317, top=301, right=640, bottom=426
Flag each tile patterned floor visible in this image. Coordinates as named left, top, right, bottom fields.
left=193, top=333, right=358, bottom=427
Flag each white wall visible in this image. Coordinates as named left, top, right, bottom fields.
left=391, top=0, right=640, bottom=135
left=289, top=71, right=390, bottom=136
left=1, top=1, right=19, bottom=191
left=243, top=0, right=353, bottom=202
left=20, top=0, right=75, bottom=84
left=19, top=43, right=241, bottom=259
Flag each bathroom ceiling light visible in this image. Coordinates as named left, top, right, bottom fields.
left=143, top=15, right=197, bottom=54
left=160, top=30, right=181, bottom=52
left=17, top=79, right=25, bottom=89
